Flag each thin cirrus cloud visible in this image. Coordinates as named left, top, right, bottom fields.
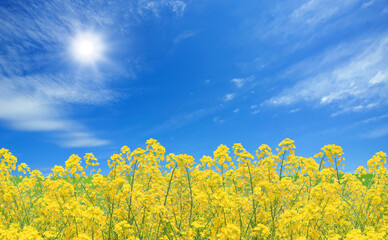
left=0, top=0, right=188, bottom=147
left=173, top=31, right=197, bottom=43
left=137, top=0, right=186, bottom=18
left=289, top=0, right=361, bottom=27
left=263, top=34, right=388, bottom=115
left=255, top=0, right=377, bottom=52
left=361, top=0, right=375, bottom=9
left=347, top=113, right=388, bottom=138
left=142, top=108, right=213, bottom=137
left=363, top=125, right=388, bottom=139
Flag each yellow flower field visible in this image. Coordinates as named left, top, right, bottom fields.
left=0, top=138, right=387, bottom=239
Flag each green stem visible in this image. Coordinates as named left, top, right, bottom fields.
left=279, top=151, right=286, bottom=181
left=318, top=156, right=326, bottom=172
left=185, top=167, right=194, bottom=227
left=247, top=163, right=257, bottom=228
left=334, top=154, right=341, bottom=184
left=128, top=159, right=139, bottom=224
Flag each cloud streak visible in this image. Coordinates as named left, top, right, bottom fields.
left=363, top=125, right=388, bottom=138
left=0, top=73, right=113, bottom=147
left=174, top=31, right=196, bottom=43
left=264, top=34, right=388, bottom=115
left=290, top=0, right=360, bottom=27
left=252, top=0, right=380, bottom=54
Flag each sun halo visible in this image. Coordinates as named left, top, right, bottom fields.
left=70, top=31, right=105, bottom=65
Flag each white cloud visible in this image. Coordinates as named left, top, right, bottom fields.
left=264, top=34, right=388, bottom=114
left=290, top=0, right=360, bottom=27
left=231, top=76, right=254, bottom=88
left=143, top=108, right=214, bottom=136
left=363, top=125, right=388, bottom=138
left=233, top=108, right=240, bottom=113
left=235, top=57, right=266, bottom=71
left=0, top=75, right=110, bottom=147
left=358, top=113, right=388, bottom=125
left=290, top=0, right=339, bottom=25
left=253, top=0, right=368, bottom=53
left=290, top=108, right=300, bottom=113
left=361, top=0, right=375, bottom=8
left=59, top=132, right=110, bottom=148
left=174, top=31, right=196, bottom=43
left=12, top=118, right=73, bottom=132
left=250, top=105, right=258, bottom=109
left=138, top=1, right=160, bottom=17
left=137, top=0, right=186, bottom=18
left=251, top=109, right=260, bottom=115
left=169, top=0, right=186, bottom=17
left=62, top=138, right=109, bottom=148
left=224, top=93, right=235, bottom=102
left=369, top=71, right=386, bottom=85
left=213, top=117, right=225, bottom=124
left=0, top=102, right=60, bottom=131
left=231, top=78, right=245, bottom=88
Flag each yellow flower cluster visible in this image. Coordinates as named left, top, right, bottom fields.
left=0, top=138, right=387, bottom=239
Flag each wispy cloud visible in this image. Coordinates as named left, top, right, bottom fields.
left=169, top=0, right=186, bottom=17
left=362, top=125, right=388, bottom=138
left=251, top=109, right=260, bottom=115
left=224, top=93, right=235, bottom=102
left=290, top=0, right=360, bottom=27
left=138, top=1, right=160, bottom=17
left=213, top=117, right=225, bottom=124
left=357, top=113, right=388, bottom=125
left=59, top=132, right=110, bottom=147
left=361, top=0, right=375, bottom=8
left=253, top=0, right=374, bottom=53
left=174, top=30, right=196, bottom=43
left=231, top=76, right=254, bottom=88
left=235, top=57, right=267, bottom=72
left=143, top=108, right=212, bottom=136
left=0, top=74, right=113, bottom=147
left=137, top=0, right=186, bottom=18
left=231, top=78, right=245, bottom=88
left=250, top=105, right=260, bottom=115
left=233, top=108, right=240, bottom=113
left=263, top=34, right=388, bottom=115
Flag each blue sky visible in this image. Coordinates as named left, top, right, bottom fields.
left=1, top=0, right=387, bottom=175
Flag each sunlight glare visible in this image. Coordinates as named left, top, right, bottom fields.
left=71, top=31, right=105, bottom=65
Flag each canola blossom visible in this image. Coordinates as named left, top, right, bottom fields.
left=0, top=138, right=387, bottom=239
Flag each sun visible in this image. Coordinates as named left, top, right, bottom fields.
left=70, top=31, right=105, bottom=65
